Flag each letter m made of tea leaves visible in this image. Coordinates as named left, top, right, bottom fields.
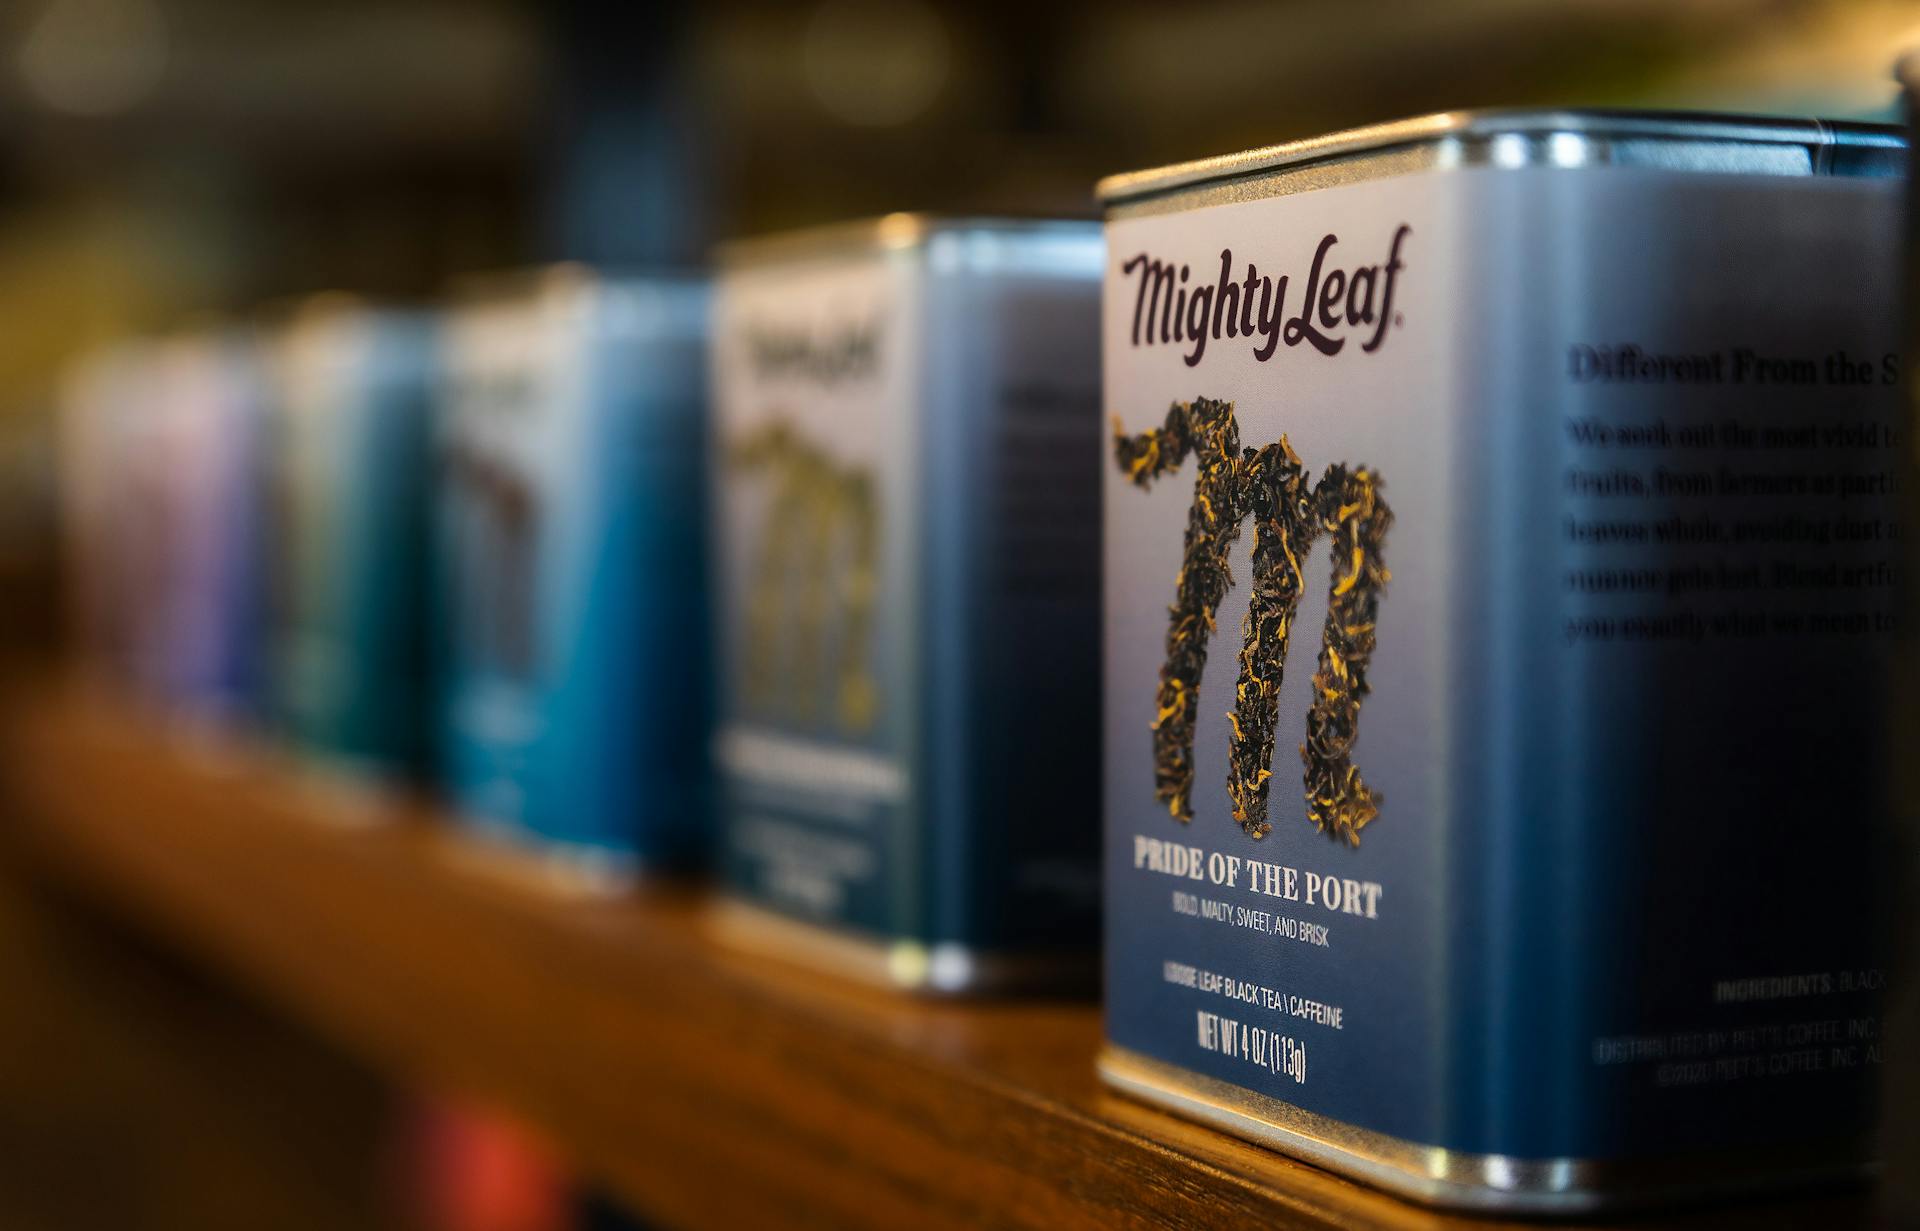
left=1113, top=398, right=1392, bottom=845
left=730, top=419, right=879, bottom=734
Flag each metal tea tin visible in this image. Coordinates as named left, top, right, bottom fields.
left=437, top=266, right=709, bottom=884
left=127, top=329, right=268, bottom=720
left=1099, top=111, right=1903, bottom=1211
left=59, top=340, right=158, bottom=684
left=268, top=297, right=437, bottom=777
left=710, top=216, right=1103, bottom=992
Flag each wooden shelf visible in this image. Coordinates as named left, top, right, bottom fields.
left=0, top=679, right=1878, bottom=1230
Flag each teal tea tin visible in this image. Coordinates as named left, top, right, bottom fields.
left=269, top=296, right=437, bottom=776
left=437, top=267, right=709, bottom=885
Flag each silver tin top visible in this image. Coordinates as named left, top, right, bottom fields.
left=715, top=212, right=1098, bottom=269
left=442, top=263, right=707, bottom=342
left=1097, top=108, right=1904, bottom=215
left=445, top=262, right=703, bottom=303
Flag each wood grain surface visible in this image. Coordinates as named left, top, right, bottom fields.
left=0, top=679, right=1883, bottom=1230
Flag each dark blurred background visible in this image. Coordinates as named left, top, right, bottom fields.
left=2, top=0, right=1916, bottom=650
left=1, top=0, right=1912, bottom=329
left=1, top=2, right=1916, bottom=1228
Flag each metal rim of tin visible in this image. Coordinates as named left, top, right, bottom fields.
left=439, top=263, right=708, bottom=349
left=270, top=291, right=426, bottom=374
left=444, top=261, right=602, bottom=305
left=712, top=212, right=1099, bottom=268
left=261, top=289, right=370, bottom=332
left=1101, top=1047, right=1876, bottom=1214
left=1096, top=107, right=1904, bottom=210
left=441, top=263, right=706, bottom=308
left=708, top=898, right=1095, bottom=996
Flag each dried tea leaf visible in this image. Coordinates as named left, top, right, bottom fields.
left=732, top=419, right=879, bottom=734
left=1114, top=398, right=1391, bottom=845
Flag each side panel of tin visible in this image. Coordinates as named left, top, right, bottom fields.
left=917, top=228, right=1105, bottom=951
left=1103, top=174, right=1466, bottom=1145
left=1438, top=162, right=1560, bottom=1159
left=1474, top=168, right=1900, bottom=1159
left=712, top=251, right=925, bottom=939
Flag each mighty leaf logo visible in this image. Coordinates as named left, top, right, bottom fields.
left=1114, top=398, right=1391, bottom=847
left=731, top=418, right=879, bottom=734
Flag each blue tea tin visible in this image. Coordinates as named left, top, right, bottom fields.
left=437, top=267, right=709, bottom=884
left=709, top=216, right=1104, bottom=992
left=1098, top=111, right=1903, bottom=1211
left=268, top=297, right=437, bottom=776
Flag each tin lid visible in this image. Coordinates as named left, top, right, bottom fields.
left=444, top=262, right=612, bottom=307
left=444, top=263, right=706, bottom=306
left=442, top=262, right=706, bottom=339
left=714, top=212, right=1098, bottom=268
left=1096, top=108, right=1904, bottom=209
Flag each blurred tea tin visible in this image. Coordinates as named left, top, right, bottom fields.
left=1099, top=111, right=1903, bottom=1211
left=267, top=296, right=437, bottom=777
left=120, top=328, right=268, bottom=720
left=437, top=266, right=709, bottom=885
left=59, top=340, right=158, bottom=682
left=709, top=215, right=1104, bottom=992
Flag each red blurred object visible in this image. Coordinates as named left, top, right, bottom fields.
left=400, top=1096, right=574, bottom=1231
